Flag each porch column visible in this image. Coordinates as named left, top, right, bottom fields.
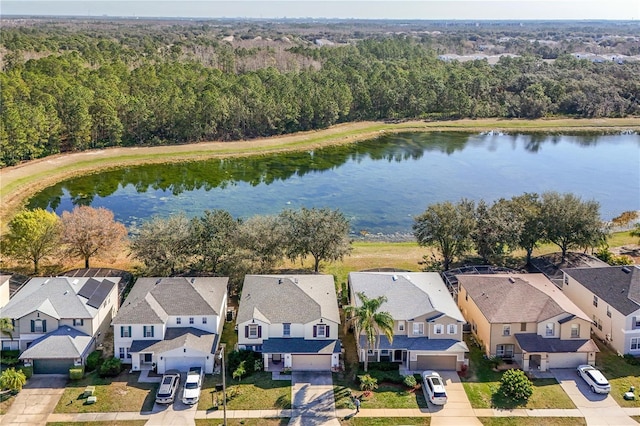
left=263, top=353, right=269, bottom=371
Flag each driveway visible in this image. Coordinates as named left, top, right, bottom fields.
left=145, top=374, right=197, bottom=426
left=2, top=375, right=67, bottom=426
left=428, top=371, right=482, bottom=426
left=289, top=371, right=339, bottom=426
left=552, top=368, right=637, bottom=425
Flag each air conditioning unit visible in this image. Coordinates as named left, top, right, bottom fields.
left=605, top=333, right=612, bottom=341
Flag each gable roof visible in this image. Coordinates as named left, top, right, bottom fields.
left=113, top=277, right=228, bottom=325
left=2, top=277, right=119, bottom=320
left=19, top=326, right=93, bottom=359
left=458, top=273, right=590, bottom=323
left=562, top=266, right=640, bottom=316
left=236, top=275, right=340, bottom=325
left=129, top=327, right=218, bottom=355
left=348, top=272, right=465, bottom=322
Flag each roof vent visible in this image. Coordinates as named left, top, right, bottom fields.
left=155, top=279, right=161, bottom=285
left=64, top=291, right=68, bottom=295
left=191, top=278, right=195, bottom=283
left=72, top=279, right=79, bottom=285
left=392, top=275, right=398, bottom=281
left=508, top=277, right=516, bottom=283
left=622, top=267, right=631, bottom=274
left=278, top=278, right=283, bottom=284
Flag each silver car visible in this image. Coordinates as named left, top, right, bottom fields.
left=577, top=364, right=611, bottom=394
left=156, top=370, right=181, bottom=404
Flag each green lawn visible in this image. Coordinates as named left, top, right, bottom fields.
left=53, top=371, right=157, bottom=413
left=631, top=416, right=640, bottom=424
left=461, top=336, right=575, bottom=409
left=333, top=370, right=427, bottom=409
left=0, top=391, right=15, bottom=415
left=595, top=340, right=640, bottom=407
left=339, top=418, right=430, bottom=425
left=478, top=418, right=586, bottom=426
left=197, top=371, right=291, bottom=411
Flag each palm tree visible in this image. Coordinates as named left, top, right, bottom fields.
left=345, top=292, right=394, bottom=372
left=0, top=318, right=13, bottom=340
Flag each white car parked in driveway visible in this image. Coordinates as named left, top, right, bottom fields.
left=422, top=370, right=448, bottom=405
left=182, top=366, right=204, bottom=405
left=577, top=364, right=611, bottom=394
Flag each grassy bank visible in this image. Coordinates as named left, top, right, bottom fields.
left=1, top=118, right=638, bottom=231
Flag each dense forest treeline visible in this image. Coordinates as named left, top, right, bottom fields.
left=2, top=22, right=639, bottom=167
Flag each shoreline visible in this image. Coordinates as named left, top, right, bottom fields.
left=1, top=117, right=639, bottom=231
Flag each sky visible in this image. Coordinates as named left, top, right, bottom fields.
left=2, top=0, right=638, bottom=21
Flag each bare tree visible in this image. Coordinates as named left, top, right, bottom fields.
left=61, top=206, right=127, bottom=268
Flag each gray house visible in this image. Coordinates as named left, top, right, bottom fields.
left=112, top=277, right=228, bottom=374
left=0, top=276, right=120, bottom=374
left=348, top=272, right=468, bottom=371
left=237, top=275, right=341, bottom=371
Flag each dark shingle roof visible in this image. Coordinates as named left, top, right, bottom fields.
left=514, top=333, right=599, bottom=353
left=113, top=277, right=228, bottom=324
left=562, top=266, right=640, bottom=315
left=358, top=335, right=468, bottom=352
left=262, top=338, right=341, bottom=354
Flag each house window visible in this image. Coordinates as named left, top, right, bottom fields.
left=571, top=324, right=580, bottom=338
left=503, top=325, right=511, bottom=336
left=202, top=317, right=207, bottom=324
left=33, top=320, right=44, bottom=333
left=434, top=324, right=444, bottom=335
left=545, top=323, right=555, bottom=336
left=189, top=317, right=194, bottom=325
left=635, top=317, right=640, bottom=329
left=465, top=291, right=469, bottom=301
left=248, top=324, right=259, bottom=338
left=119, top=347, right=125, bottom=359
left=283, top=323, right=291, bottom=337
left=448, top=324, right=457, bottom=334
left=496, top=344, right=514, bottom=358
left=607, top=306, right=611, bottom=318
left=73, top=319, right=84, bottom=326
left=120, top=326, right=131, bottom=338
left=176, top=317, right=182, bottom=324
left=593, top=295, right=598, bottom=307
left=597, top=319, right=602, bottom=331
left=563, top=275, right=569, bottom=286
left=143, top=325, right=154, bottom=338
left=398, top=321, right=405, bottom=332
left=316, top=324, right=326, bottom=337
left=1, top=341, right=18, bottom=350
left=631, top=338, right=640, bottom=351
left=520, top=322, right=527, bottom=332
left=413, top=322, right=424, bottom=336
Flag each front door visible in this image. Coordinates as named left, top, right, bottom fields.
left=144, top=353, right=152, bottom=364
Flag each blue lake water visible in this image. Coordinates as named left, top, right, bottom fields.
left=27, top=132, right=640, bottom=235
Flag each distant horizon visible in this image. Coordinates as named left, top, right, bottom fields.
left=2, top=1, right=638, bottom=21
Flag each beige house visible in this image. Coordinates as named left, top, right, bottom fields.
left=561, top=265, right=640, bottom=356
left=349, top=272, right=468, bottom=372
left=457, top=273, right=597, bottom=372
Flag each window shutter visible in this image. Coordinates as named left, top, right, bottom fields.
left=245, top=326, right=249, bottom=338
left=42, top=320, right=47, bottom=333
left=31, top=320, right=35, bottom=333
left=128, top=326, right=131, bottom=337
left=121, top=326, right=124, bottom=338
left=143, top=326, right=147, bottom=336
left=633, top=317, right=637, bottom=329
left=313, top=325, right=317, bottom=337
left=326, top=325, right=330, bottom=338
left=151, top=325, right=154, bottom=337
left=258, top=326, right=262, bottom=338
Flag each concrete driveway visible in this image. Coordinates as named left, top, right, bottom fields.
left=428, top=371, right=482, bottom=426
left=2, top=375, right=67, bottom=426
left=145, top=375, right=197, bottom=426
left=552, top=368, right=636, bottom=425
left=289, top=371, right=339, bottom=426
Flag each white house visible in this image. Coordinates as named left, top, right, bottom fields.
left=112, top=277, right=227, bottom=374
left=236, top=275, right=341, bottom=371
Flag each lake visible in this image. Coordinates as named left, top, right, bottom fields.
left=27, top=132, right=640, bottom=235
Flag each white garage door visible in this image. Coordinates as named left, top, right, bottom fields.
left=164, top=356, right=206, bottom=372
left=291, top=354, right=331, bottom=371
left=548, top=352, right=588, bottom=369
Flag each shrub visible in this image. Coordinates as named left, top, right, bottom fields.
left=358, top=374, right=379, bottom=392
left=228, top=350, right=261, bottom=377
left=365, top=361, right=398, bottom=371
left=233, top=360, right=246, bottom=382
left=623, top=354, right=640, bottom=366
left=19, top=365, right=33, bottom=379
left=0, top=357, right=19, bottom=366
left=69, top=366, right=84, bottom=380
left=99, top=357, right=122, bottom=377
left=498, top=369, right=533, bottom=401
left=0, top=367, right=27, bottom=392
left=86, top=351, right=102, bottom=372
left=1, top=350, right=20, bottom=361
left=403, top=374, right=417, bottom=388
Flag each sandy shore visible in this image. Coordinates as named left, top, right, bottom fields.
left=1, top=118, right=638, bottom=230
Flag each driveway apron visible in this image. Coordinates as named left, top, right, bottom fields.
left=145, top=374, right=197, bottom=426
left=2, top=375, right=67, bottom=426
left=289, top=371, right=339, bottom=426
left=553, top=368, right=636, bottom=425
left=429, top=371, right=482, bottom=426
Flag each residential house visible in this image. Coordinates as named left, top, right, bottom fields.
left=457, top=273, right=598, bottom=372
left=348, top=272, right=468, bottom=372
left=0, top=276, right=120, bottom=374
left=561, top=265, right=640, bottom=356
left=236, top=275, right=341, bottom=371
left=112, top=277, right=227, bottom=374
